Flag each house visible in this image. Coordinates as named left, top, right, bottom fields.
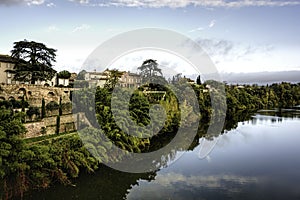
left=84, top=70, right=109, bottom=87
left=0, top=54, right=15, bottom=84
left=119, top=71, right=142, bottom=88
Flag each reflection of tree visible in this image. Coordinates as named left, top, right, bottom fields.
left=25, top=164, right=156, bottom=200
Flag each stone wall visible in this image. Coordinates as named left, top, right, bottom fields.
left=24, top=114, right=77, bottom=138
left=0, top=83, right=75, bottom=106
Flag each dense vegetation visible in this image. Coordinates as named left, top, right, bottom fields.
left=1, top=78, right=300, bottom=199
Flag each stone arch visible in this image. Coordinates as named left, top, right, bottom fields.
left=48, top=91, right=55, bottom=98
left=28, top=91, right=32, bottom=96
left=44, top=83, right=50, bottom=87
left=18, top=88, right=26, bottom=95
left=18, top=96, right=23, bottom=100
left=8, top=96, right=15, bottom=101
left=0, top=96, right=5, bottom=101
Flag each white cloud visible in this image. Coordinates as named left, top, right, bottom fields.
left=69, top=0, right=89, bottom=4
left=47, top=25, right=59, bottom=32
left=209, top=20, right=216, bottom=28
left=72, top=24, right=91, bottom=33
left=46, top=2, right=56, bottom=7
left=0, top=0, right=45, bottom=6
left=25, top=0, right=44, bottom=5
left=81, top=0, right=300, bottom=8
left=188, top=27, right=204, bottom=33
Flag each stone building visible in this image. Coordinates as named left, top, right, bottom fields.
left=84, top=70, right=109, bottom=87
left=0, top=54, right=15, bottom=84
left=119, top=71, right=142, bottom=88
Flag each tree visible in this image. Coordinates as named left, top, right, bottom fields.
left=59, top=97, right=63, bottom=116
left=138, top=59, right=162, bottom=78
left=41, top=98, right=46, bottom=119
left=196, top=75, right=202, bottom=85
left=6, top=40, right=57, bottom=84
left=57, top=70, right=71, bottom=79
left=77, top=70, right=87, bottom=80
left=104, top=69, right=124, bottom=90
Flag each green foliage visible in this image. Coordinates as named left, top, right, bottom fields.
left=0, top=99, right=29, bottom=109
left=46, top=101, right=59, bottom=111
left=76, top=70, right=87, bottom=80
left=41, top=98, right=46, bottom=119
left=59, top=97, right=63, bottom=116
left=57, top=70, right=71, bottom=79
left=6, top=40, right=57, bottom=84
left=138, top=59, right=162, bottom=78
left=56, top=116, right=60, bottom=134
left=26, top=107, right=40, bottom=120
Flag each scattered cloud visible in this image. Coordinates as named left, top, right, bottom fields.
left=69, top=0, right=89, bottom=4
left=72, top=24, right=90, bottom=33
left=209, top=20, right=216, bottom=28
left=188, top=27, right=204, bottom=33
left=77, top=0, right=300, bottom=8
left=0, top=0, right=45, bottom=6
left=47, top=25, right=59, bottom=32
left=46, top=2, right=56, bottom=7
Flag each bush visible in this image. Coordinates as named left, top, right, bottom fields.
left=26, top=107, right=40, bottom=120
left=46, top=101, right=59, bottom=111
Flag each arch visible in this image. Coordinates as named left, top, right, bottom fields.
left=18, top=96, right=23, bottom=100
left=47, top=91, right=55, bottom=98
left=44, top=83, right=50, bottom=87
left=18, top=88, right=26, bottom=95
left=0, top=96, right=5, bottom=101
left=28, top=91, right=32, bottom=96
left=8, top=96, right=15, bottom=101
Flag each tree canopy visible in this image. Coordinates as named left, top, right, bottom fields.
left=6, top=40, right=57, bottom=84
left=138, top=59, right=162, bottom=78
left=57, top=70, right=71, bottom=79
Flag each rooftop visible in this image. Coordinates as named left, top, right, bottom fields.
left=0, top=54, right=15, bottom=63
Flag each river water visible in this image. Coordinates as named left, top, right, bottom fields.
left=25, top=110, right=300, bottom=200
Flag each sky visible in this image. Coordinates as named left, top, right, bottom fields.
left=0, top=0, right=300, bottom=75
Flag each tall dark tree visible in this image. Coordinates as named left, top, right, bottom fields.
left=138, top=59, right=162, bottom=78
left=6, top=40, right=57, bottom=84
left=104, top=69, right=124, bottom=90
left=196, top=75, right=202, bottom=85
left=41, top=98, right=46, bottom=119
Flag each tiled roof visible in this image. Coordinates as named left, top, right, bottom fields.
left=0, top=54, right=15, bottom=63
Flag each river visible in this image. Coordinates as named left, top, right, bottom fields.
left=25, top=109, right=300, bottom=200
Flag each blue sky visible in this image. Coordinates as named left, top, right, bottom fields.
left=0, top=0, right=300, bottom=74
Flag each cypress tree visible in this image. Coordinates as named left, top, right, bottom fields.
left=56, top=115, right=60, bottom=134
left=41, top=98, right=46, bottom=119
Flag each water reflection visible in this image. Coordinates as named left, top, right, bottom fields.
left=127, top=110, right=300, bottom=200
left=25, top=110, right=300, bottom=199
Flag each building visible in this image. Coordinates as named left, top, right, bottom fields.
left=84, top=69, right=142, bottom=88
left=119, top=71, right=142, bottom=88
left=0, top=54, right=15, bottom=84
left=1, top=54, right=75, bottom=87
left=84, top=70, right=109, bottom=87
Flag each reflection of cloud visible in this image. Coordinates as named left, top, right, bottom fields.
left=72, top=24, right=90, bottom=33
left=127, top=172, right=259, bottom=199
left=153, top=172, right=258, bottom=188
left=73, top=0, right=300, bottom=8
